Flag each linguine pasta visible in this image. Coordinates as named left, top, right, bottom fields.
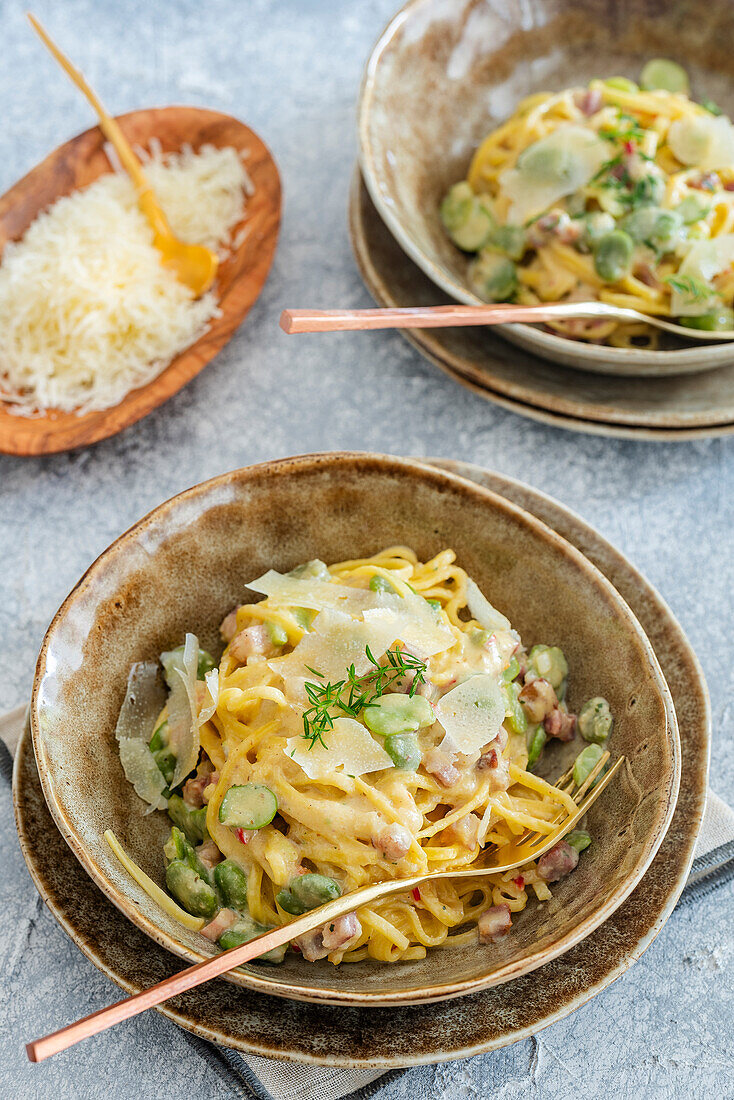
left=112, top=547, right=612, bottom=965
left=440, top=61, right=734, bottom=347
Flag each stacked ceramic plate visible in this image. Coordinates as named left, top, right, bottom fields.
left=15, top=453, right=708, bottom=1065
left=355, top=0, right=734, bottom=440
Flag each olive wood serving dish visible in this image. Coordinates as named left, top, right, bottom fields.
left=0, top=106, right=281, bottom=456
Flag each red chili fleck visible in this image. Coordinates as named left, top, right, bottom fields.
left=236, top=828, right=250, bottom=845
left=513, top=876, right=525, bottom=890
left=412, top=888, right=421, bottom=902
left=291, top=943, right=301, bottom=952
left=624, top=140, right=635, bottom=154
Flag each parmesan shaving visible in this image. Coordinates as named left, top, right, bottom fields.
left=464, top=577, right=512, bottom=633
left=115, top=661, right=167, bottom=812
left=500, top=125, right=608, bottom=225
left=436, top=673, right=506, bottom=756
left=0, top=144, right=248, bottom=415
left=285, top=717, right=394, bottom=779
left=269, top=610, right=401, bottom=683
left=253, top=569, right=454, bottom=662
left=161, top=633, right=201, bottom=790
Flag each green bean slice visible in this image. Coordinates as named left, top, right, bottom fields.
left=640, top=59, right=690, bottom=95
left=218, top=783, right=278, bottom=830
left=526, top=726, right=546, bottom=769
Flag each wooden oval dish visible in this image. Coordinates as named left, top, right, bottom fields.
left=0, top=106, right=281, bottom=456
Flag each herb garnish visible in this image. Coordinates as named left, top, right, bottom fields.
left=598, top=112, right=645, bottom=144
left=665, top=274, right=718, bottom=302
left=301, top=645, right=428, bottom=750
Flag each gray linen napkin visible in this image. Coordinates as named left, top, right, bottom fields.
left=2, top=703, right=733, bottom=1100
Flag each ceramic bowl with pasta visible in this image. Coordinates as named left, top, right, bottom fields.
left=110, top=546, right=615, bottom=965
left=439, top=61, right=734, bottom=349
left=358, top=0, right=734, bottom=375
left=31, top=454, right=679, bottom=1005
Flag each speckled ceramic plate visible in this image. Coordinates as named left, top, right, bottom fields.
left=358, top=0, right=734, bottom=378
left=14, top=461, right=708, bottom=1064
left=350, top=173, right=734, bottom=440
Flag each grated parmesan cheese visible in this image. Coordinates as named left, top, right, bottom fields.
left=0, top=143, right=248, bottom=415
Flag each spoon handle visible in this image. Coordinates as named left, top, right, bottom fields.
left=279, top=302, right=609, bottom=334
left=27, top=15, right=169, bottom=236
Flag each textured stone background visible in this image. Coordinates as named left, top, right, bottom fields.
left=0, top=0, right=732, bottom=1096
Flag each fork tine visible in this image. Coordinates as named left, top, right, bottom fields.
left=523, top=755, right=626, bottom=854
left=499, top=752, right=620, bottom=853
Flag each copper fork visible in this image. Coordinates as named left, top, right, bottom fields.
left=27, top=752, right=624, bottom=1062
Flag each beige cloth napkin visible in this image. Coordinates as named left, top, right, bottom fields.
left=3, top=703, right=733, bottom=1100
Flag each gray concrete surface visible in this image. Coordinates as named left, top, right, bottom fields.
left=0, top=1, right=731, bottom=1097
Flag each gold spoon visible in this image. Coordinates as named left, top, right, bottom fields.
left=280, top=301, right=734, bottom=340
left=26, top=752, right=623, bottom=1062
left=28, top=14, right=218, bottom=298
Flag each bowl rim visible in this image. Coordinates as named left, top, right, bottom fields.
left=30, top=451, right=682, bottom=1006
left=357, top=0, right=734, bottom=373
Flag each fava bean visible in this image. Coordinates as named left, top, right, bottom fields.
left=471, top=250, right=517, bottom=301
left=214, top=859, right=249, bottom=909
left=167, top=794, right=209, bottom=845
left=487, top=224, right=526, bottom=261
left=384, top=733, right=422, bottom=771
left=578, top=697, right=613, bottom=744
left=363, top=693, right=433, bottom=736
left=573, top=744, right=605, bottom=787
left=165, top=860, right=218, bottom=919
left=566, top=830, right=592, bottom=853
left=526, top=726, right=547, bottom=769
left=219, top=919, right=287, bottom=964
left=369, top=574, right=396, bottom=594
left=290, top=873, right=341, bottom=911
left=266, top=621, right=288, bottom=647
left=594, top=230, right=634, bottom=282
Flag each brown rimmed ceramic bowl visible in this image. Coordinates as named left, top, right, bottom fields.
left=30, top=452, right=679, bottom=1006
left=15, top=459, right=705, bottom=1062
left=358, top=0, right=734, bottom=377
